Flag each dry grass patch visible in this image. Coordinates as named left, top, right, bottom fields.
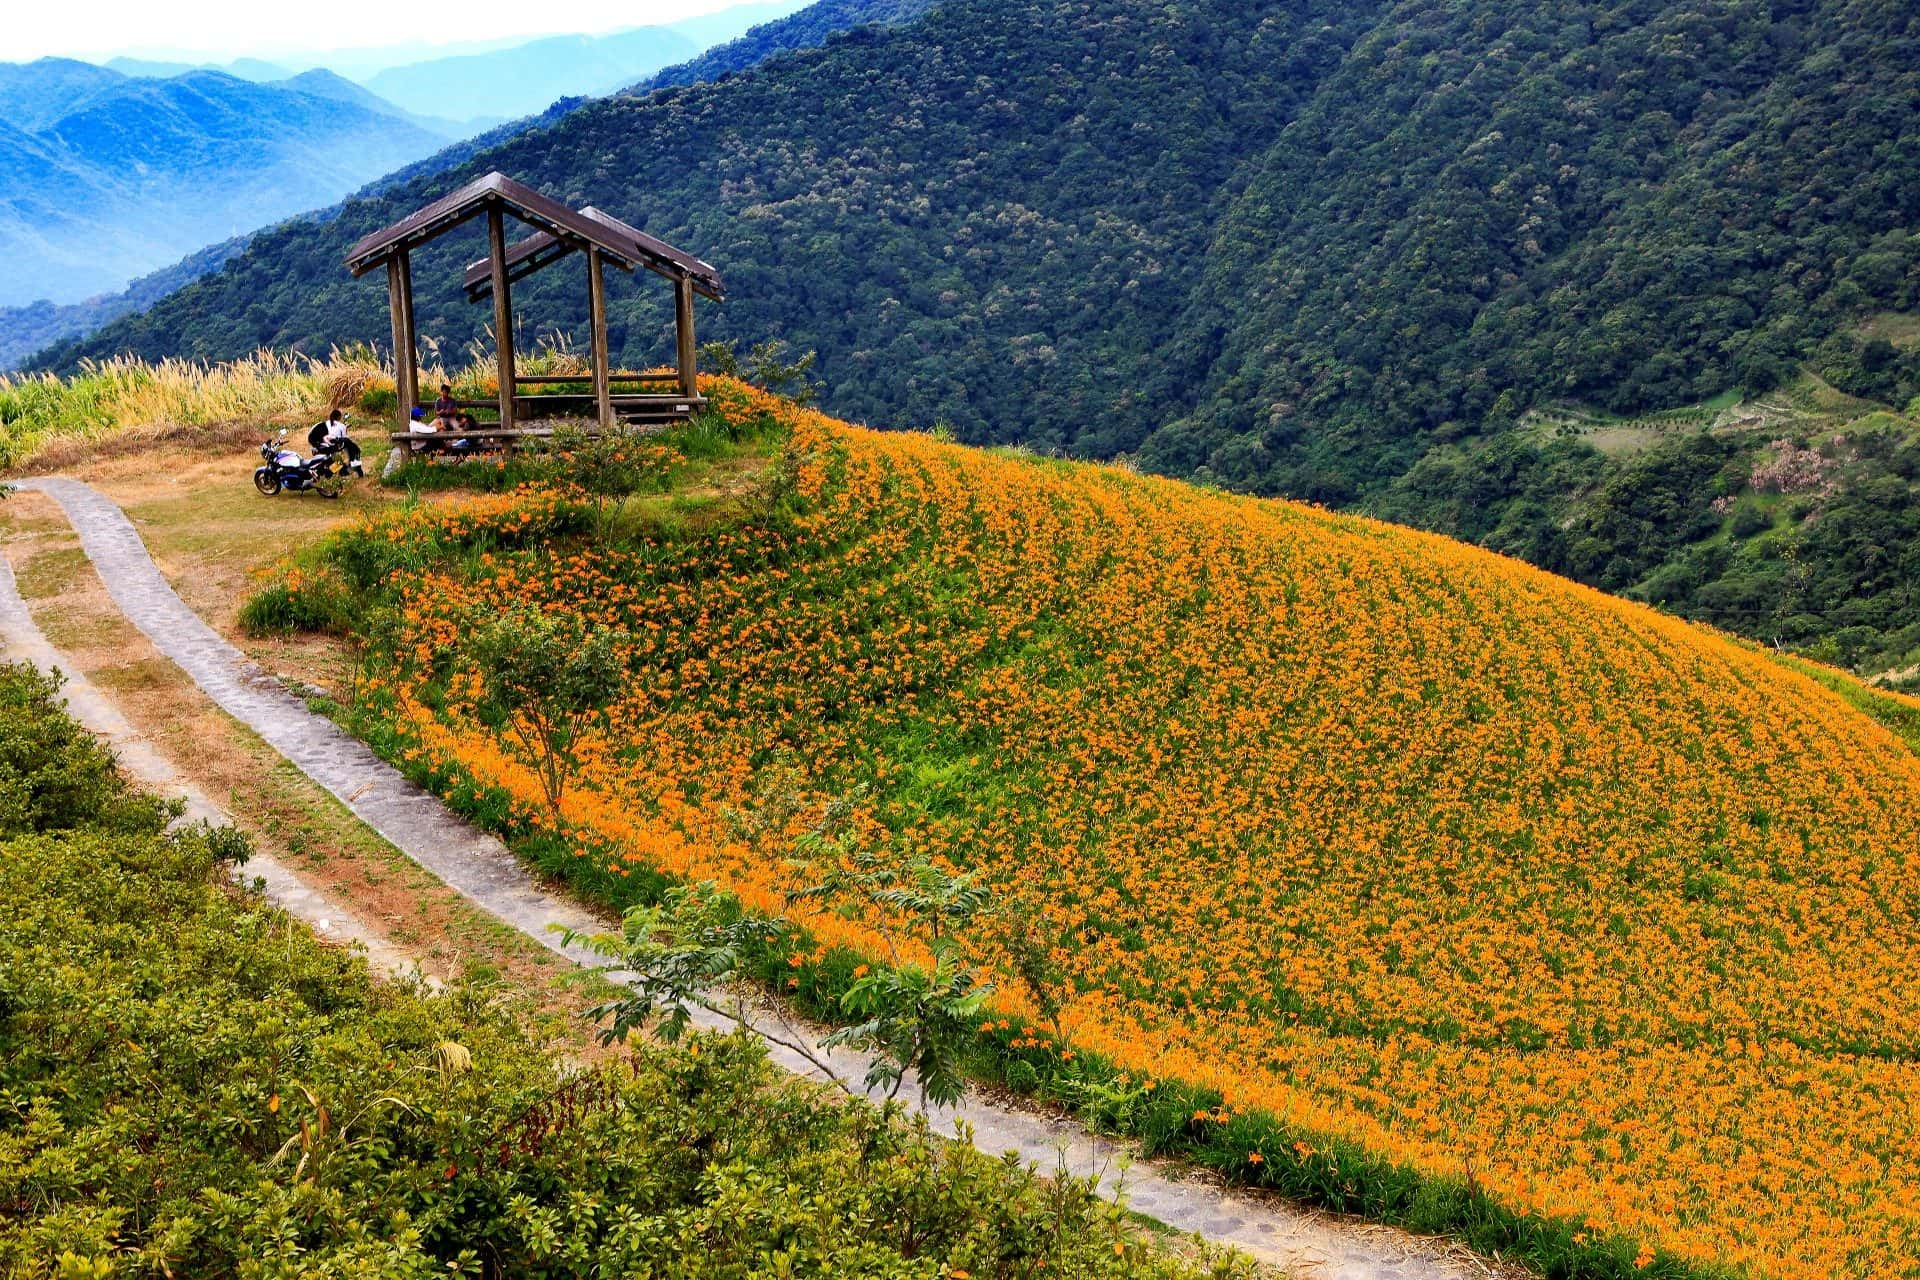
left=0, top=491, right=618, bottom=1055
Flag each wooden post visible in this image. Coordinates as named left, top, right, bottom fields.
left=587, top=246, right=612, bottom=429
left=487, top=204, right=515, bottom=430
left=385, top=253, right=417, bottom=435
left=675, top=275, right=697, bottom=399
left=396, top=251, right=417, bottom=427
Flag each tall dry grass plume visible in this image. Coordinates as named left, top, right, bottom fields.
left=0, top=348, right=392, bottom=472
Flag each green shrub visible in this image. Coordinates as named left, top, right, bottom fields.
left=358, top=385, right=398, bottom=416
left=0, top=663, right=1238, bottom=1280
left=0, top=663, right=169, bottom=837
left=238, top=581, right=353, bottom=635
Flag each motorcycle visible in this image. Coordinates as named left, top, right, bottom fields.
left=254, top=432, right=349, bottom=498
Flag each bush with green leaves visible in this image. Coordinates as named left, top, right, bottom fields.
left=0, top=664, right=166, bottom=838
left=0, top=662, right=1239, bottom=1278
left=468, top=608, right=628, bottom=820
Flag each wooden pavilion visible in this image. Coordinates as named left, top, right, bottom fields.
left=343, top=171, right=724, bottom=440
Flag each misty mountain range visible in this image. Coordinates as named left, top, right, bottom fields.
left=0, top=63, right=448, bottom=307
left=0, top=2, right=807, bottom=314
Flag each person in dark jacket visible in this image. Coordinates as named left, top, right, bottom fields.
left=307, top=409, right=364, bottom=475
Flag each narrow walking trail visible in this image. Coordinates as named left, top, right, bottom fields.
left=0, top=543, right=415, bottom=976
left=7, top=475, right=1502, bottom=1280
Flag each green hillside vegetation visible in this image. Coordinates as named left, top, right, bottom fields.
left=39, top=0, right=1919, bottom=677
left=1374, top=374, right=1920, bottom=680
left=0, top=660, right=1238, bottom=1279
left=1146, top=0, right=1920, bottom=480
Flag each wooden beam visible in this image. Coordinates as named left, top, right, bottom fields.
left=487, top=203, right=516, bottom=432
left=587, top=246, right=612, bottom=429
left=385, top=254, right=417, bottom=435
left=675, top=275, right=697, bottom=399
left=512, top=373, right=678, bottom=385
left=395, top=251, right=418, bottom=429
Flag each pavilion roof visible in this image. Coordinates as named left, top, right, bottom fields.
left=343, top=171, right=650, bottom=278
left=462, top=205, right=725, bottom=302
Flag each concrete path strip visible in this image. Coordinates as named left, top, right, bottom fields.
left=0, top=541, right=416, bottom=977
left=12, top=475, right=1498, bottom=1280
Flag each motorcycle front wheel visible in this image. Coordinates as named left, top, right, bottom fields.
left=254, top=468, right=281, bottom=496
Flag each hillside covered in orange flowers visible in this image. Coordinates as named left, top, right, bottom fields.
left=273, top=380, right=1920, bottom=1279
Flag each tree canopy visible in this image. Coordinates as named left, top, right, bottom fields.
left=39, top=0, right=1920, bottom=675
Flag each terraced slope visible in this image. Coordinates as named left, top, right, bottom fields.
left=281, top=384, right=1920, bottom=1277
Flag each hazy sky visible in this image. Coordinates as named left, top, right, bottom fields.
left=8, top=0, right=742, bottom=63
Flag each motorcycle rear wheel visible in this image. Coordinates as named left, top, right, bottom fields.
left=254, top=469, right=281, bottom=496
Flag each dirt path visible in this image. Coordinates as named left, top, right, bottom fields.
left=0, top=547, right=415, bottom=975
left=0, top=484, right=602, bottom=1037
left=9, top=474, right=1509, bottom=1280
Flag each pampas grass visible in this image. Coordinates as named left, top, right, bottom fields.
left=0, top=334, right=644, bottom=472
left=0, top=349, right=379, bottom=471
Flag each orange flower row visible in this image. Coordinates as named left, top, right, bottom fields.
left=328, top=378, right=1920, bottom=1277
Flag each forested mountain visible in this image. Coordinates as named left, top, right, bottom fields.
left=43, top=0, right=1920, bottom=676
left=0, top=59, right=125, bottom=130
left=0, top=234, right=252, bottom=371
left=0, top=61, right=448, bottom=305
left=0, top=0, right=912, bottom=359
left=50, top=0, right=1375, bottom=415
left=642, top=0, right=938, bottom=88
left=1145, top=0, right=1920, bottom=494
left=276, top=68, right=473, bottom=138
left=104, top=56, right=290, bottom=81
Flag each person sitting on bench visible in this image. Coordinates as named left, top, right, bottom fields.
left=449, top=411, right=482, bottom=452
left=433, top=383, right=459, bottom=428
left=407, top=404, right=442, bottom=454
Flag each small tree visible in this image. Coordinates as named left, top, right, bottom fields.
left=468, top=609, right=626, bottom=822
left=788, top=847, right=995, bottom=1107
left=564, top=883, right=851, bottom=1090
left=569, top=791, right=996, bottom=1110
left=698, top=338, right=820, bottom=405
left=820, top=951, right=991, bottom=1107
left=996, top=900, right=1068, bottom=1043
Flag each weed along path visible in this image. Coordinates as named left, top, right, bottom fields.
left=13, top=475, right=1500, bottom=1280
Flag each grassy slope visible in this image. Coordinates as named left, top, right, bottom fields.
left=267, top=380, right=1920, bottom=1280
left=0, top=351, right=356, bottom=472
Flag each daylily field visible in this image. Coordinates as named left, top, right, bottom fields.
left=279, top=379, right=1920, bottom=1278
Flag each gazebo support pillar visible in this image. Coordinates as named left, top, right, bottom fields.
left=487, top=204, right=516, bottom=431
left=675, top=276, right=697, bottom=399
left=587, top=246, right=613, bottom=429
left=385, top=251, right=417, bottom=435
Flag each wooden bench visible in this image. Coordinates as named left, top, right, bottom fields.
left=388, top=426, right=553, bottom=455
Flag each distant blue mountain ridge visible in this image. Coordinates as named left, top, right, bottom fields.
left=0, top=61, right=450, bottom=307
left=1, top=0, right=935, bottom=367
